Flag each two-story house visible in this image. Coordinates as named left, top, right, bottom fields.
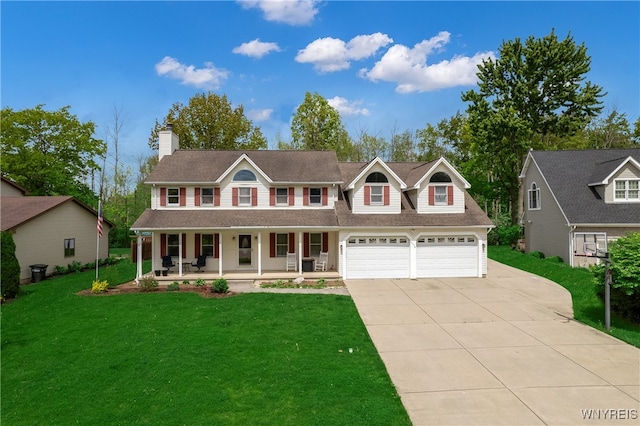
left=519, top=149, right=640, bottom=267
left=130, top=127, right=493, bottom=280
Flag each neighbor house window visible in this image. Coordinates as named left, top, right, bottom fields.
left=167, top=188, right=179, bottom=205
left=276, top=188, right=288, bottom=205
left=201, top=188, right=214, bottom=205
left=201, top=234, right=214, bottom=257
left=276, top=233, right=289, bottom=257
left=614, top=179, right=639, bottom=201
left=309, top=188, right=322, bottom=205
left=64, top=238, right=75, bottom=257
left=309, top=233, right=322, bottom=257
left=528, top=182, right=540, bottom=209
left=167, top=234, right=180, bottom=257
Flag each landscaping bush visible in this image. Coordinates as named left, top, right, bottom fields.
left=194, top=278, right=206, bottom=287
left=546, top=256, right=563, bottom=263
left=487, top=212, right=523, bottom=246
left=212, top=278, right=229, bottom=294
left=167, top=282, right=180, bottom=291
left=67, top=261, right=83, bottom=273
left=139, top=276, right=159, bottom=292
left=91, top=280, right=109, bottom=293
left=529, top=251, right=545, bottom=259
left=591, top=232, right=640, bottom=323
left=55, top=265, right=68, bottom=275
left=1, top=231, right=21, bottom=299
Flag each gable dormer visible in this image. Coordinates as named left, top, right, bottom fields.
left=346, top=158, right=406, bottom=214
left=587, top=156, right=640, bottom=204
left=409, top=158, right=470, bottom=214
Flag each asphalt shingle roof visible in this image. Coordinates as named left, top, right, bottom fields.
left=530, top=149, right=640, bottom=224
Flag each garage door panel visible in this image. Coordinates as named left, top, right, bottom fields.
left=346, top=243, right=409, bottom=279
left=417, top=236, right=478, bottom=278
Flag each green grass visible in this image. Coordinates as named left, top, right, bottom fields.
left=1, top=260, right=409, bottom=425
left=489, top=246, right=640, bottom=347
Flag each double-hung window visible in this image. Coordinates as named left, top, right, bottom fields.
left=434, top=186, right=448, bottom=205
left=64, top=238, right=75, bottom=257
left=309, top=233, right=322, bottom=257
left=528, top=182, right=540, bottom=209
left=167, top=234, right=180, bottom=257
left=167, top=188, right=180, bottom=205
left=369, top=186, right=383, bottom=204
left=276, top=233, right=289, bottom=257
left=201, top=234, right=214, bottom=257
left=276, top=188, right=288, bottom=205
left=615, top=179, right=639, bottom=201
left=201, top=188, right=214, bottom=205
left=238, top=187, right=252, bottom=206
left=309, top=188, right=322, bottom=205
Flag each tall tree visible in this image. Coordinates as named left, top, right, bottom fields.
left=351, top=130, right=389, bottom=161
left=388, top=129, right=416, bottom=162
left=148, top=92, right=267, bottom=150
left=462, top=30, right=604, bottom=223
left=1, top=105, right=105, bottom=206
left=584, top=109, right=634, bottom=149
left=288, top=92, right=353, bottom=160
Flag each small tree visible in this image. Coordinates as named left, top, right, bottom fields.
left=1, top=231, right=21, bottom=299
left=591, top=232, right=640, bottom=323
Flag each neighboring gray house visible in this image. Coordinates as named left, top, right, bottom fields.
left=519, top=149, right=640, bottom=267
left=131, top=127, right=493, bottom=280
left=1, top=177, right=112, bottom=282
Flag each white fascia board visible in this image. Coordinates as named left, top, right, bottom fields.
left=589, top=156, right=640, bottom=186
left=346, top=157, right=407, bottom=190
left=412, top=157, right=471, bottom=189
left=217, top=153, right=273, bottom=184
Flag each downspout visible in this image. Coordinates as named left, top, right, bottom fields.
left=569, top=225, right=576, bottom=267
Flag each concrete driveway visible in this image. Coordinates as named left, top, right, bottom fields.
left=346, top=260, right=640, bottom=425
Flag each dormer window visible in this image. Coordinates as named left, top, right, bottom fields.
left=428, top=172, right=453, bottom=206
left=614, top=179, right=639, bottom=201
left=528, top=182, right=540, bottom=210
left=430, top=172, right=451, bottom=183
left=366, top=172, right=388, bottom=183
left=365, top=172, right=389, bottom=206
left=233, top=170, right=257, bottom=181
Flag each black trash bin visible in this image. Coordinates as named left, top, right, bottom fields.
left=29, top=264, right=48, bottom=283
left=302, top=259, right=314, bottom=272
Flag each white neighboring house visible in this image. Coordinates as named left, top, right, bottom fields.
left=520, top=149, right=640, bottom=267
left=1, top=177, right=112, bottom=282
left=130, top=127, right=494, bottom=280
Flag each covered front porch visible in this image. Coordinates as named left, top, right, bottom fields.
left=145, top=269, right=341, bottom=283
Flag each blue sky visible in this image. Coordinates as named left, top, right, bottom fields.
left=2, top=1, right=638, bottom=171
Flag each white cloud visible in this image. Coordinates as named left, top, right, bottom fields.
left=238, top=0, right=320, bottom=26
left=362, top=31, right=495, bottom=93
left=246, top=108, right=273, bottom=122
left=296, top=32, right=393, bottom=73
left=233, top=39, right=281, bottom=59
left=327, top=96, right=370, bottom=117
left=155, top=56, right=229, bottom=89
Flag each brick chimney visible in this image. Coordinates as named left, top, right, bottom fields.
left=158, top=123, right=179, bottom=160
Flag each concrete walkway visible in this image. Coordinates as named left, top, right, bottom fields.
left=346, top=260, right=640, bottom=425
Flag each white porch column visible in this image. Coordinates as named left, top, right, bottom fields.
left=178, top=232, right=183, bottom=277
left=298, top=231, right=303, bottom=275
left=151, top=231, right=156, bottom=279
left=136, top=233, right=143, bottom=282
left=218, top=233, right=223, bottom=277
left=257, top=233, right=262, bottom=276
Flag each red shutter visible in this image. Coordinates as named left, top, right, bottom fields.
left=195, top=188, right=201, bottom=206
left=384, top=185, right=390, bottom=206
left=160, top=233, right=167, bottom=256
left=270, top=233, right=276, bottom=257
left=364, top=185, right=371, bottom=205
left=160, top=188, right=167, bottom=206
left=251, top=188, right=258, bottom=206
left=194, top=233, right=201, bottom=257
left=428, top=186, right=435, bottom=205
left=322, top=232, right=328, bottom=252
left=270, top=188, right=276, bottom=206
left=289, top=187, right=295, bottom=206
left=447, top=185, right=454, bottom=205
left=289, top=233, right=295, bottom=252
left=322, top=187, right=328, bottom=206
left=232, top=187, right=238, bottom=206
left=303, top=233, right=310, bottom=257
left=303, top=187, right=309, bottom=206
left=182, top=234, right=187, bottom=258
left=214, top=233, right=220, bottom=258
left=214, top=187, right=220, bottom=206
left=180, top=187, right=186, bottom=206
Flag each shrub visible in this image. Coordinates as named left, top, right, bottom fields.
left=529, top=251, right=545, bottom=259
left=212, top=278, right=229, bottom=294
left=84, top=262, right=96, bottom=270
left=67, top=261, right=83, bottom=273
left=591, top=232, right=640, bottom=323
left=139, top=276, right=159, bottom=292
left=487, top=213, right=523, bottom=246
left=55, top=265, right=68, bottom=275
left=182, top=280, right=190, bottom=285
left=194, top=278, right=206, bottom=287
left=317, top=278, right=327, bottom=286
left=167, top=282, right=180, bottom=291
left=1, top=231, right=21, bottom=299
left=546, top=256, right=563, bottom=263
left=91, top=280, right=109, bottom=293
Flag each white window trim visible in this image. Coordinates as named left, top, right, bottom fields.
left=201, top=187, right=214, bottom=205
left=613, top=178, right=640, bottom=202
left=369, top=185, right=383, bottom=205
left=275, top=233, right=289, bottom=257
left=309, top=187, right=322, bottom=205
left=167, top=187, right=180, bottom=205
left=275, top=188, right=289, bottom=206
left=434, top=185, right=448, bottom=205
left=528, top=182, right=540, bottom=210
left=238, top=187, right=252, bottom=206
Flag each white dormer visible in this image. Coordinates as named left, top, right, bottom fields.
left=346, top=158, right=406, bottom=214
left=410, top=158, right=470, bottom=214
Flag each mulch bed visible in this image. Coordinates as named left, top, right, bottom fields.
left=77, top=281, right=237, bottom=298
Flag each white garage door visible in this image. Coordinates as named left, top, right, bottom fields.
left=346, top=236, right=410, bottom=279
left=416, top=236, right=478, bottom=278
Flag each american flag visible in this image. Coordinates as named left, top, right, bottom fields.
left=97, top=202, right=103, bottom=238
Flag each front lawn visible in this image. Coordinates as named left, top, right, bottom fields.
left=1, top=261, right=410, bottom=425
left=489, top=246, right=640, bottom=347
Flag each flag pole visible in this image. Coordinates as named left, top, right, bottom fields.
left=96, top=200, right=102, bottom=281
